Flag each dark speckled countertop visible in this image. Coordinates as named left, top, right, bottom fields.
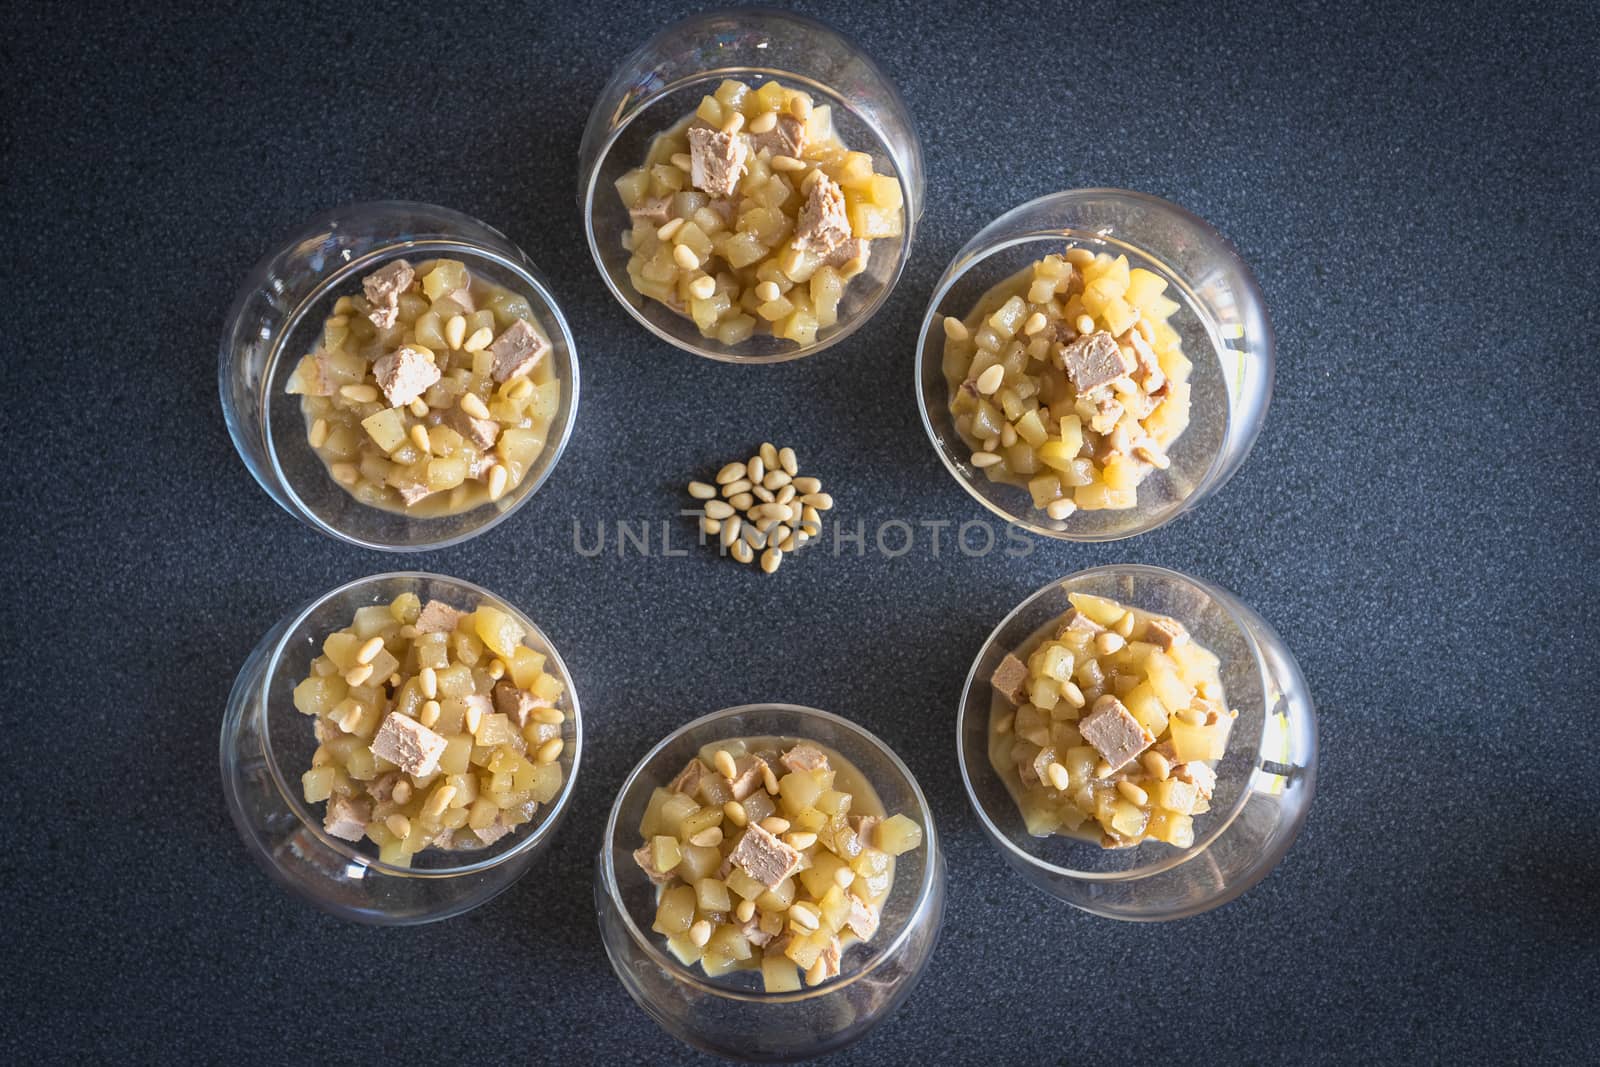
left=3, top=0, right=1596, bottom=1062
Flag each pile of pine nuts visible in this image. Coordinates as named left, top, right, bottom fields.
left=687, top=443, right=833, bottom=574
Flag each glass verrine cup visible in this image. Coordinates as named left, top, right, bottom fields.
left=219, top=201, right=579, bottom=551
left=957, top=565, right=1315, bottom=920
left=579, top=8, right=924, bottom=363
left=917, top=190, right=1272, bottom=540
left=220, top=572, right=582, bottom=925
left=596, top=704, right=944, bottom=1061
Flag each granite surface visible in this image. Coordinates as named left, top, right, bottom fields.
left=4, top=0, right=1597, bottom=1062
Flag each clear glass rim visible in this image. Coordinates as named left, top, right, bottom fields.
left=914, top=188, right=1272, bottom=542
left=579, top=7, right=920, bottom=364
left=600, top=703, right=940, bottom=1002
left=218, top=199, right=582, bottom=552
left=955, top=563, right=1271, bottom=882
left=253, top=571, right=584, bottom=878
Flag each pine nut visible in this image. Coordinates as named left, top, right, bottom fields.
left=1141, top=751, right=1172, bottom=780
left=487, top=659, right=506, bottom=680
left=701, top=516, right=721, bottom=536
left=779, top=531, right=798, bottom=553
left=656, top=217, right=685, bottom=241
left=806, top=956, right=827, bottom=986
left=721, top=516, right=742, bottom=547
left=775, top=485, right=796, bottom=505
left=714, top=750, right=739, bottom=779
left=1117, top=780, right=1149, bottom=806
left=755, top=281, right=781, bottom=303
left=464, top=326, right=494, bottom=352
left=508, top=378, right=534, bottom=400
left=460, top=392, right=491, bottom=420
left=1000, top=424, right=1018, bottom=448
left=419, top=667, right=438, bottom=699
left=536, top=738, right=564, bottom=764
left=339, top=384, right=378, bottom=404
left=487, top=465, right=509, bottom=501
left=1075, top=313, right=1095, bottom=334
left=532, top=707, right=565, bottom=725
left=689, top=825, right=725, bottom=848
left=336, top=704, right=364, bottom=733
left=1066, top=247, right=1096, bottom=266
left=386, top=814, right=411, bottom=839
left=464, top=702, right=483, bottom=735
left=735, top=899, right=757, bottom=923
left=759, top=442, right=779, bottom=467
left=392, top=780, right=413, bottom=805
left=778, top=447, right=797, bottom=475
left=330, top=463, right=359, bottom=486
left=752, top=485, right=775, bottom=504
left=943, top=316, right=970, bottom=341
left=689, top=919, right=713, bottom=947
left=773, top=524, right=792, bottom=546
left=1115, top=612, right=1136, bottom=638
left=1096, top=632, right=1126, bottom=655
left=1176, top=706, right=1206, bottom=726
left=976, top=364, right=1004, bottom=395
left=785, top=831, right=817, bottom=850
left=770, top=154, right=806, bottom=172
left=424, top=785, right=456, bottom=819
left=1023, top=311, right=1048, bottom=336
left=344, top=663, right=374, bottom=687
left=445, top=314, right=467, bottom=350
left=308, top=418, right=329, bottom=448
left=1062, top=681, right=1085, bottom=707
left=721, top=110, right=745, bottom=135
left=971, top=451, right=1003, bottom=468
left=792, top=476, right=821, bottom=494
left=673, top=244, right=699, bottom=270
left=760, top=816, right=790, bottom=835
left=352, top=637, right=384, bottom=665
left=670, top=152, right=692, bottom=172
left=761, top=764, right=780, bottom=795
left=747, top=456, right=765, bottom=483
left=788, top=902, right=820, bottom=931
left=791, top=95, right=813, bottom=120
left=731, top=539, right=754, bottom=564
left=1046, top=762, right=1071, bottom=791
left=761, top=548, right=782, bottom=574
left=419, top=699, right=441, bottom=728
left=1047, top=499, right=1077, bottom=520
left=1093, top=760, right=1114, bottom=779
left=704, top=499, right=734, bottom=520
left=724, top=801, right=748, bottom=827
left=723, top=478, right=753, bottom=497
left=688, top=480, right=716, bottom=499
left=409, top=398, right=429, bottom=417
left=716, top=462, right=747, bottom=485
left=799, top=492, right=832, bottom=510
left=984, top=434, right=1000, bottom=452
left=728, top=492, right=754, bottom=511
left=749, top=110, right=778, bottom=134
left=742, top=524, right=766, bottom=548
left=689, top=275, right=717, bottom=301
left=763, top=470, right=791, bottom=490
left=409, top=424, right=431, bottom=454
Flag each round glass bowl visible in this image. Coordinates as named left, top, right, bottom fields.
left=579, top=8, right=924, bottom=363
left=597, top=704, right=945, bottom=1061
left=221, top=572, right=582, bottom=925
left=957, top=565, right=1316, bottom=921
left=917, top=190, right=1273, bottom=541
left=219, top=201, right=579, bottom=551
